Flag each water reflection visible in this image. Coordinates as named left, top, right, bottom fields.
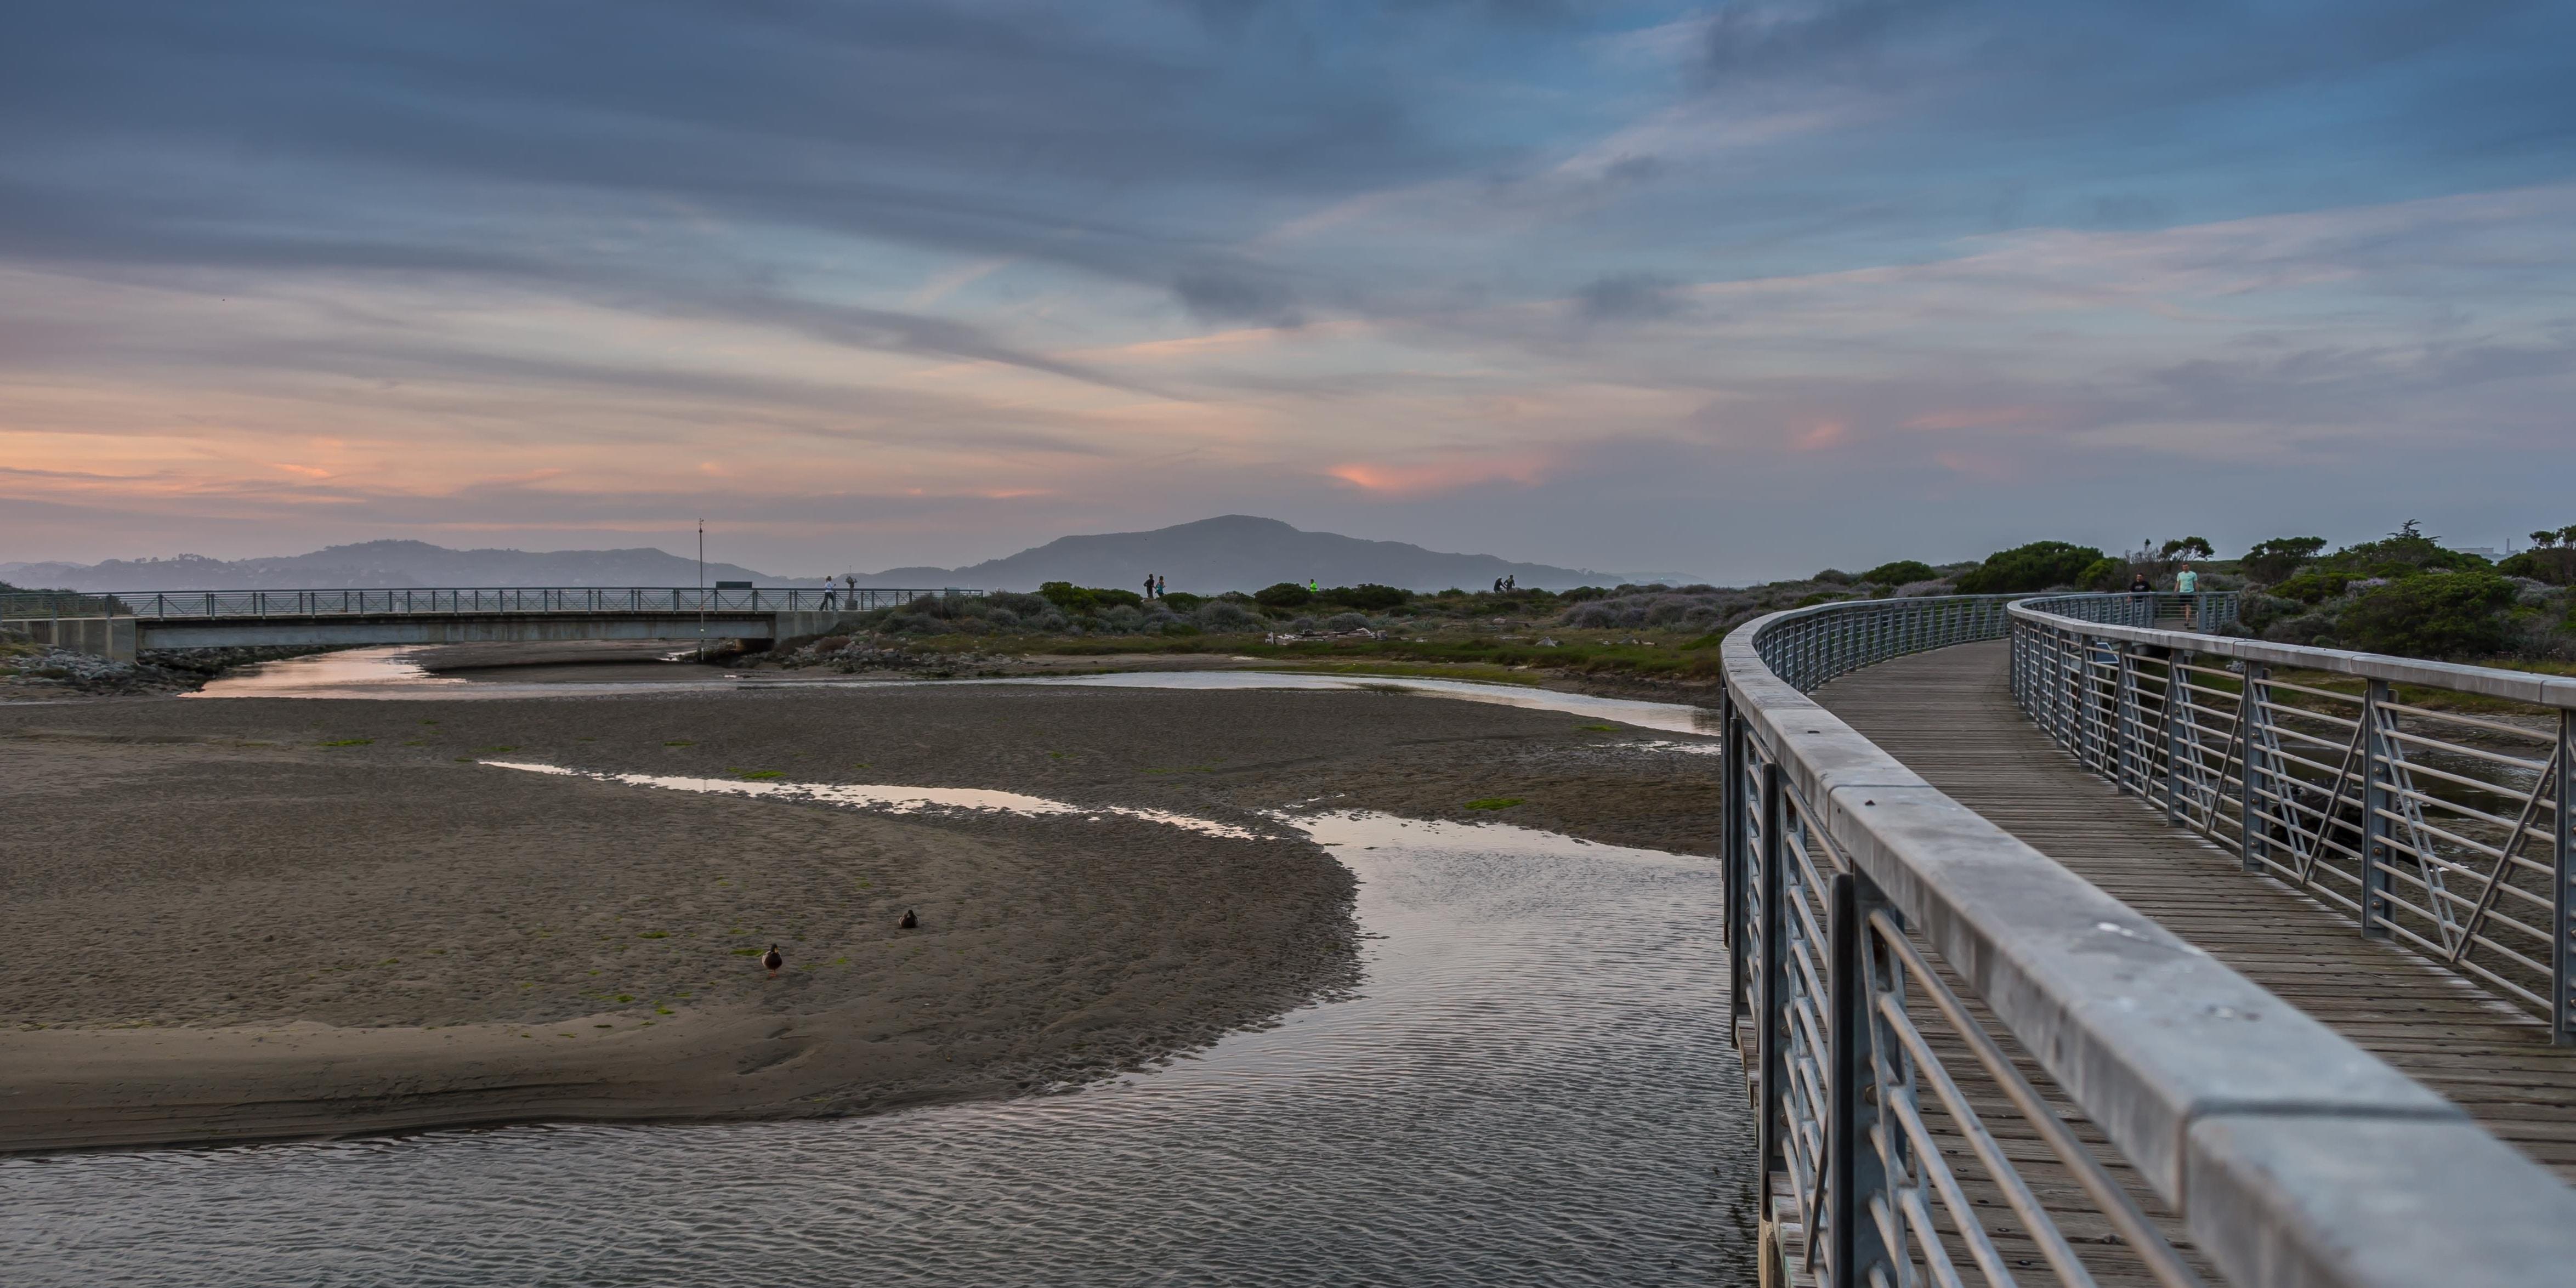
left=482, top=760, right=1268, bottom=840
left=1019, top=671, right=1723, bottom=735
left=0, top=813, right=1756, bottom=1286
left=192, top=647, right=1722, bottom=737
left=189, top=645, right=747, bottom=700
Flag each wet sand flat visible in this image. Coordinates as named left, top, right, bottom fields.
left=0, top=683, right=1718, bottom=1152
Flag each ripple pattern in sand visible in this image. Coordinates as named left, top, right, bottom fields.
left=1, top=814, right=1758, bottom=1286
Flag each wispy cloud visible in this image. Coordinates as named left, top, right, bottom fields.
left=1, top=1, right=2571, bottom=577
left=1327, top=451, right=1556, bottom=497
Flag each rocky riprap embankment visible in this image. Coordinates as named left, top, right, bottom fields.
left=0, top=643, right=338, bottom=697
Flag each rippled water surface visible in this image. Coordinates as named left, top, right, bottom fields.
left=2, top=813, right=1757, bottom=1286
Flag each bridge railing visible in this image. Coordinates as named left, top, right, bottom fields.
left=1723, top=593, right=2576, bottom=1288
left=0, top=587, right=985, bottom=622
left=2011, top=593, right=2574, bottom=1041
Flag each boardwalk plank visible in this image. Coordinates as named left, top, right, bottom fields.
left=1814, top=640, right=2576, bottom=1182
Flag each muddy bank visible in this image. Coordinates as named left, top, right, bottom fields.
left=0, top=682, right=1717, bottom=1151
left=0, top=644, right=345, bottom=700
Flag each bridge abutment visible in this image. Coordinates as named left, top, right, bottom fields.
left=12, top=616, right=136, bottom=663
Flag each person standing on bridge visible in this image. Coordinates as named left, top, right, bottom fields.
left=820, top=577, right=836, bottom=611
left=2175, top=563, right=2199, bottom=627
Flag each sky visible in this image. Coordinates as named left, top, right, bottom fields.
left=3, top=1, right=2572, bottom=582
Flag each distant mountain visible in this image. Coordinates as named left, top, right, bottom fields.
left=0, top=541, right=775, bottom=591
left=5, top=519, right=1627, bottom=594
left=861, top=515, right=1617, bottom=592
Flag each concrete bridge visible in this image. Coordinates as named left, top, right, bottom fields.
left=0, top=587, right=983, bottom=662
left=1721, top=592, right=2576, bottom=1287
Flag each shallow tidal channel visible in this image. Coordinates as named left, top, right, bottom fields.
left=18, top=651, right=1754, bottom=1283
left=3, top=809, right=1757, bottom=1285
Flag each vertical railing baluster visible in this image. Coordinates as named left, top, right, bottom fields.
left=2113, top=644, right=2137, bottom=794
left=1724, top=695, right=1749, bottom=1030
left=2241, top=663, right=2269, bottom=872
left=2556, top=710, right=2573, bottom=1046
left=1756, top=761, right=1788, bottom=1245
left=1829, top=871, right=1894, bottom=1287
left=2163, top=651, right=2186, bottom=825
left=2076, top=637, right=2098, bottom=772
left=2363, top=678, right=2394, bottom=939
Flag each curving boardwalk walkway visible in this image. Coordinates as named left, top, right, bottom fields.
left=1817, top=639, right=2576, bottom=1181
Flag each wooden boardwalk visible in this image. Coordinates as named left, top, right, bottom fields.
left=1815, top=639, right=2576, bottom=1181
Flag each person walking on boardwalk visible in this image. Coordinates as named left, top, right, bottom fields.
left=820, top=577, right=836, bottom=610
left=2175, top=562, right=2199, bottom=627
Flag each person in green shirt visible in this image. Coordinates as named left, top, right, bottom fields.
left=2176, top=563, right=2199, bottom=627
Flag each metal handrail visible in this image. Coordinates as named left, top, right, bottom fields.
left=1722, top=593, right=2576, bottom=1288
left=0, top=587, right=986, bottom=622
left=2008, top=593, right=2575, bottom=1038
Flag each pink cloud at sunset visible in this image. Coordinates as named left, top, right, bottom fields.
left=1326, top=453, right=1555, bottom=497
left=1790, top=421, right=1847, bottom=452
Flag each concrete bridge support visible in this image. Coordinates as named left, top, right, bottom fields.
left=12, top=616, right=137, bottom=663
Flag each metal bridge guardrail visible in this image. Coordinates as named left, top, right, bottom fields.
left=1721, top=593, right=2576, bottom=1288
left=0, top=587, right=986, bottom=622
left=2010, top=593, right=2574, bottom=1041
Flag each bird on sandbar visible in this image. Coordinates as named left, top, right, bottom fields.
left=899, top=909, right=919, bottom=930
left=762, top=944, right=784, bottom=976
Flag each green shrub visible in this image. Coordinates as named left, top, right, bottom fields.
left=2320, top=521, right=2489, bottom=576
left=2338, top=573, right=2518, bottom=660
left=1318, top=583, right=1410, bottom=610
left=1160, top=592, right=1205, bottom=612
left=1195, top=602, right=1261, bottom=631
left=1038, top=582, right=1144, bottom=614
left=2498, top=549, right=2576, bottom=586
left=1812, top=569, right=1853, bottom=585
left=2236, top=594, right=2304, bottom=633
left=2242, top=536, right=2327, bottom=585
left=2076, top=557, right=2125, bottom=591
left=1858, top=560, right=1937, bottom=586
left=1254, top=582, right=1313, bottom=609
left=2270, top=570, right=2353, bottom=604
left=1953, top=541, right=2108, bottom=594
